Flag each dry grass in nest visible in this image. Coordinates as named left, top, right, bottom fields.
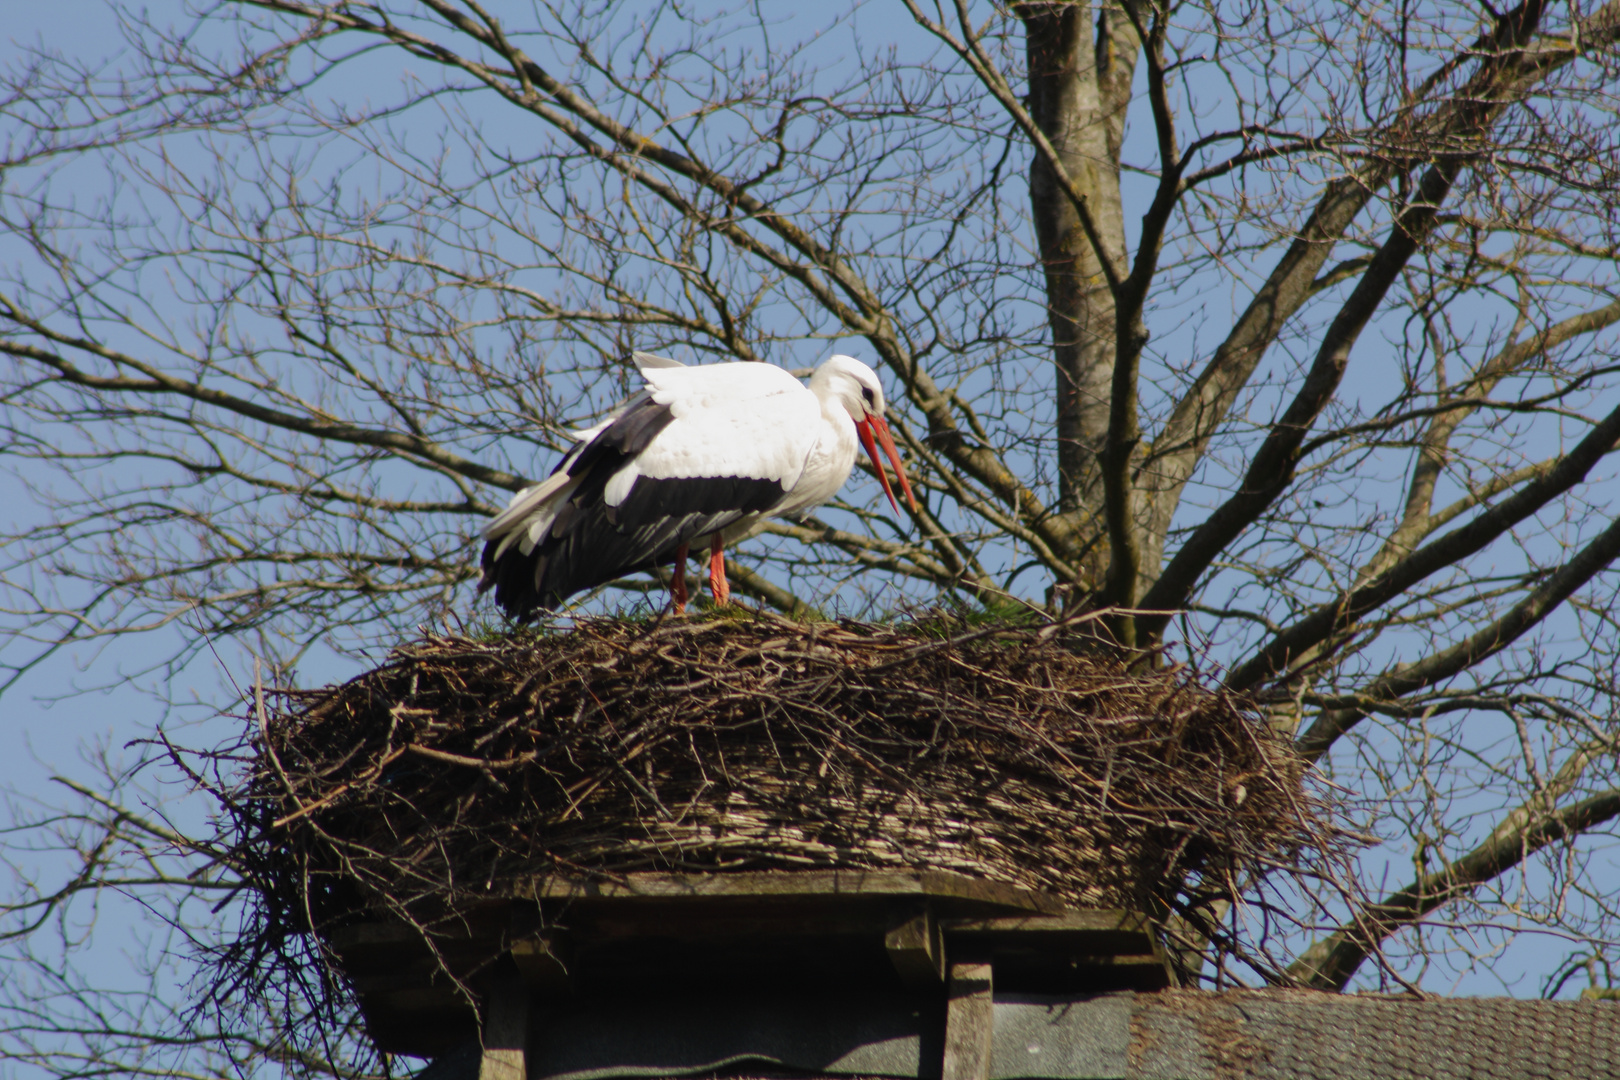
left=228, top=611, right=1323, bottom=968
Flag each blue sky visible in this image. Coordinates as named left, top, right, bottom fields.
left=2, top=13, right=1616, bottom=1075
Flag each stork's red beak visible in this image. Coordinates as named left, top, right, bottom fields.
left=856, top=414, right=917, bottom=515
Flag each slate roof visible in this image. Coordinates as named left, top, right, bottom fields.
left=1131, top=990, right=1620, bottom=1080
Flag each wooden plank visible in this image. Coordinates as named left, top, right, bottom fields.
left=328, top=916, right=510, bottom=974
left=477, top=979, right=529, bottom=1080
left=503, top=869, right=1060, bottom=915
left=364, top=986, right=469, bottom=1013
left=941, top=961, right=994, bottom=1080
left=1075, top=952, right=1174, bottom=989
left=942, top=908, right=1156, bottom=953
left=358, top=986, right=479, bottom=1056
left=327, top=921, right=440, bottom=972
left=507, top=906, right=572, bottom=997
left=885, top=906, right=945, bottom=987
left=348, top=963, right=447, bottom=994
left=580, top=899, right=897, bottom=941
left=942, top=908, right=1150, bottom=935
left=509, top=934, right=571, bottom=997
left=328, top=921, right=424, bottom=950
left=946, top=906, right=1146, bottom=932
left=944, top=908, right=1174, bottom=991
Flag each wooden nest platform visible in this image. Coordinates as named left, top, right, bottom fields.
left=226, top=612, right=1324, bottom=1061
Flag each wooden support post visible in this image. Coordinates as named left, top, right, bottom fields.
left=886, top=906, right=945, bottom=987
left=477, top=978, right=530, bottom=1080
left=509, top=935, right=571, bottom=999
left=941, top=960, right=993, bottom=1080
left=508, top=906, right=571, bottom=1000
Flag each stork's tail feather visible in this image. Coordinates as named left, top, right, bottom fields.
left=478, top=474, right=579, bottom=618
left=481, top=472, right=574, bottom=542
left=479, top=541, right=563, bottom=621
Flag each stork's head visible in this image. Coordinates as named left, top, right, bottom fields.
left=812, top=354, right=918, bottom=514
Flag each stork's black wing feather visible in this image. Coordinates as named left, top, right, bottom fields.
left=480, top=394, right=786, bottom=618
left=539, top=475, right=781, bottom=607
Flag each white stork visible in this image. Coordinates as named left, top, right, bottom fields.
left=478, top=352, right=916, bottom=618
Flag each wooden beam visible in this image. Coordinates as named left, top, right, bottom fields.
left=943, top=908, right=1173, bottom=991
left=504, top=869, right=1060, bottom=915
left=508, top=906, right=572, bottom=999
left=477, top=979, right=529, bottom=1080
left=509, top=934, right=571, bottom=998
left=941, top=961, right=994, bottom=1080
left=943, top=908, right=1152, bottom=939
left=885, top=906, right=945, bottom=987
left=942, top=908, right=1156, bottom=956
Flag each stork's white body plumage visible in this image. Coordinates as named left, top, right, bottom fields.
left=479, top=352, right=913, bottom=617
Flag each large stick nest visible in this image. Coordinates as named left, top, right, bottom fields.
left=236, top=612, right=1322, bottom=951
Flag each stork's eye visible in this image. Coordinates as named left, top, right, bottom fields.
left=861, top=386, right=876, bottom=407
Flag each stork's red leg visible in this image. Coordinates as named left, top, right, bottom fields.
left=709, top=535, right=730, bottom=606
left=671, top=542, right=690, bottom=613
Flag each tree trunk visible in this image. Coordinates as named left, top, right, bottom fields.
left=1021, top=1, right=1138, bottom=586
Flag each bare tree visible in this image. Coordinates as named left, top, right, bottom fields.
left=5, top=0, right=1620, bottom=1074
